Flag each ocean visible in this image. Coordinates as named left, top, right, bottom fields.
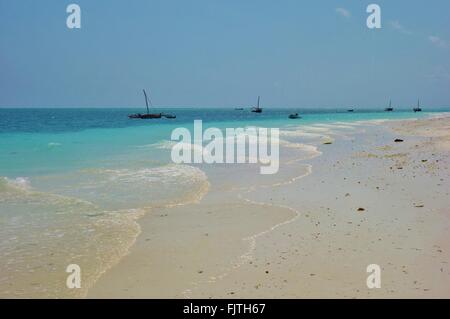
left=0, top=107, right=448, bottom=297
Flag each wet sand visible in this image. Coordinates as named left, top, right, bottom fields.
left=89, top=116, right=450, bottom=298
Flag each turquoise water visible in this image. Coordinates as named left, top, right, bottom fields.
left=0, top=108, right=445, bottom=177
left=0, top=107, right=448, bottom=297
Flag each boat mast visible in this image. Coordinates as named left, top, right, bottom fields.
left=257, top=96, right=260, bottom=109
left=389, top=99, right=392, bottom=108
left=143, top=89, right=150, bottom=114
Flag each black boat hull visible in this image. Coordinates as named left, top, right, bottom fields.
left=128, top=113, right=162, bottom=119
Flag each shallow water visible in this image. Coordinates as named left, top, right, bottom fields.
left=0, top=107, right=447, bottom=297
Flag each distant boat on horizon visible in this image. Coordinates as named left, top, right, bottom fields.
left=288, top=113, right=301, bottom=119
left=347, top=108, right=355, bottom=112
left=234, top=107, right=244, bottom=111
left=128, top=89, right=162, bottom=119
left=251, top=96, right=263, bottom=113
left=385, top=99, right=394, bottom=112
left=413, top=99, right=422, bottom=112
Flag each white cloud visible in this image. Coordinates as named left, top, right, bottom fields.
left=389, top=20, right=412, bottom=35
left=335, top=8, right=351, bottom=18
left=429, top=36, right=448, bottom=48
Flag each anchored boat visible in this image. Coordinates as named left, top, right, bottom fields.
left=128, top=89, right=162, bottom=119
left=385, top=99, right=394, bottom=112
left=413, top=99, right=422, bottom=112
left=251, top=96, right=263, bottom=113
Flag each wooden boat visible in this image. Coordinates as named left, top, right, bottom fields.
left=347, top=109, right=354, bottom=112
left=413, top=99, right=422, bottom=112
left=251, top=96, right=263, bottom=113
left=384, top=99, right=394, bottom=112
left=140, top=113, right=162, bottom=119
left=288, top=113, right=301, bottom=119
left=128, top=89, right=162, bottom=119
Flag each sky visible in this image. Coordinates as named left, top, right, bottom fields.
left=0, top=0, right=449, bottom=108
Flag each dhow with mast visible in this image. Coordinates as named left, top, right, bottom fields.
left=251, top=96, right=263, bottom=113
left=413, top=99, right=422, bottom=112
left=129, top=89, right=162, bottom=119
left=385, top=99, right=394, bottom=112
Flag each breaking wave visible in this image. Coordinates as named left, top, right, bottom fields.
left=0, top=163, right=210, bottom=298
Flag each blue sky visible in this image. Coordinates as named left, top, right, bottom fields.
left=1, top=0, right=449, bottom=108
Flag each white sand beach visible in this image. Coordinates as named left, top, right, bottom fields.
left=88, top=116, right=450, bottom=298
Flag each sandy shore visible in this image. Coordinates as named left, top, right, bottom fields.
left=89, top=116, right=450, bottom=298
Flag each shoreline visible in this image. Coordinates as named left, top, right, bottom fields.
left=88, top=115, right=450, bottom=298
left=2, top=113, right=447, bottom=298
